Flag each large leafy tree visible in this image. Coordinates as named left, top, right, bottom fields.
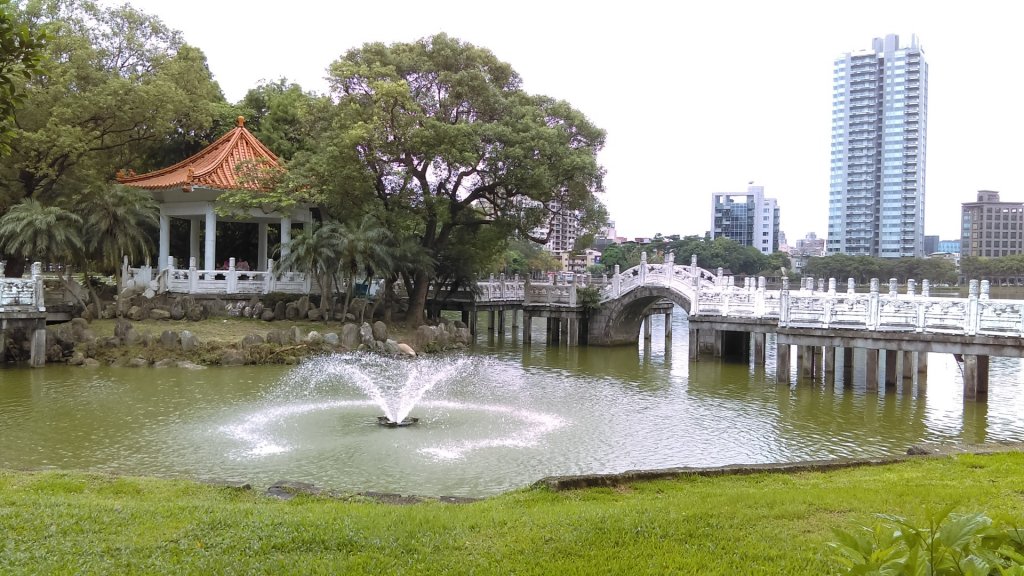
left=312, top=33, right=607, bottom=324
left=0, top=0, right=226, bottom=275
left=0, top=0, right=46, bottom=155
left=239, top=79, right=330, bottom=162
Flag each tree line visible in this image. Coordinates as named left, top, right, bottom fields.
left=0, top=2, right=607, bottom=324
left=802, top=254, right=958, bottom=285
left=597, top=236, right=791, bottom=278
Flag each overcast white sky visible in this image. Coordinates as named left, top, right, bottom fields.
left=115, top=0, right=1023, bottom=242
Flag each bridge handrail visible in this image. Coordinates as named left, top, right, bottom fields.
left=701, top=276, right=1024, bottom=338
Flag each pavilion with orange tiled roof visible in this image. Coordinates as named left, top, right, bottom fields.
left=117, top=116, right=311, bottom=275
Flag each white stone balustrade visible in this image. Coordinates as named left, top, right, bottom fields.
left=122, top=257, right=310, bottom=296
left=0, top=262, right=46, bottom=311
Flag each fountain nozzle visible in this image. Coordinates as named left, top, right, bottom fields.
left=376, top=416, right=419, bottom=428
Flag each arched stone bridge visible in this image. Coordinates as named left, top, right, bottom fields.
left=586, top=252, right=719, bottom=345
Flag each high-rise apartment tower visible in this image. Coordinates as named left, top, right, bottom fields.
left=827, top=34, right=928, bottom=257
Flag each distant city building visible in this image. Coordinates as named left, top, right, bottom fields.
left=787, top=232, right=826, bottom=274
left=710, top=184, right=780, bottom=255
left=960, top=190, right=1024, bottom=258
left=923, top=235, right=939, bottom=254
left=937, top=239, right=960, bottom=254
left=541, top=202, right=580, bottom=254
left=794, top=232, right=826, bottom=256
left=827, top=34, right=928, bottom=258
left=598, top=221, right=617, bottom=241
left=559, top=249, right=602, bottom=274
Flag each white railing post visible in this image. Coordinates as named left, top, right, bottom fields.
left=189, top=257, right=198, bottom=294
left=265, top=259, right=276, bottom=293
left=867, top=278, right=880, bottom=330
left=227, top=257, right=238, bottom=294
left=754, top=276, right=766, bottom=317
left=639, top=251, right=648, bottom=285
left=691, top=254, right=699, bottom=289
left=779, top=276, right=790, bottom=327
left=664, top=251, right=674, bottom=286
left=31, top=261, right=45, bottom=311
left=613, top=264, right=621, bottom=297
left=121, top=255, right=130, bottom=294
left=966, top=280, right=979, bottom=335
left=847, top=278, right=855, bottom=294
left=917, top=279, right=929, bottom=332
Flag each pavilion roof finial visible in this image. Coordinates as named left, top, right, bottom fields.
left=237, top=116, right=245, bottom=128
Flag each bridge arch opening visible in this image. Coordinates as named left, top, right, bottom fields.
left=588, top=285, right=693, bottom=346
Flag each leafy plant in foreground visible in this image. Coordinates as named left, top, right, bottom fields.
left=828, top=508, right=1024, bottom=575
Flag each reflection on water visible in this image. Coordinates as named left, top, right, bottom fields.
left=1, top=306, right=1023, bottom=497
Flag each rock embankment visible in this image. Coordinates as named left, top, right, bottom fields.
left=23, top=316, right=472, bottom=368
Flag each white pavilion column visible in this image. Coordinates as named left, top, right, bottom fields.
left=258, top=222, right=269, bottom=271
left=158, top=209, right=170, bottom=270
left=204, top=204, right=217, bottom=271
left=280, top=216, right=292, bottom=260
left=189, top=218, right=201, bottom=265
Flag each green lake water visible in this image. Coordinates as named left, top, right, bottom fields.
left=1, top=308, right=1021, bottom=497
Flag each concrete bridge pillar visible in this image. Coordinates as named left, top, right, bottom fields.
left=753, top=332, right=766, bottom=365
left=842, top=348, right=854, bottom=388
left=798, top=345, right=817, bottom=379
left=962, top=354, right=990, bottom=400
left=688, top=327, right=699, bottom=360
left=547, top=317, right=560, bottom=345
left=497, top=308, right=506, bottom=333
left=643, top=316, right=653, bottom=340
left=823, top=346, right=835, bottom=378
left=776, top=341, right=791, bottom=383
left=30, top=318, right=47, bottom=368
left=511, top=309, right=519, bottom=329
left=567, top=317, right=579, bottom=347
left=522, top=314, right=533, bottom=344
left=917, top=352, right=928, bottom=374
left=884, top=349, right=899, bottom=390
left=865, top=349, right=879, bottom=391
left=664, top=310, right=672, bottom=339
left=902, top=351, right=914, bottom=392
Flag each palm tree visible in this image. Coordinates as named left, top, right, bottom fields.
left=0, top=198, right=83, bottom=274
left=75, top=185, right=159, bottom=312
left=335, top=214, right=393, bottom=322
left=274, top=220, right=345, bottom=317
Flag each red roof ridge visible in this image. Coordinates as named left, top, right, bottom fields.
left=116, top=117, right=281, bottom=191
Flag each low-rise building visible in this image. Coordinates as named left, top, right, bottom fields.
left=960, top=190, right=1024, bottom=258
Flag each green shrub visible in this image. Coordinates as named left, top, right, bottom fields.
left=576, top=286, right=602, bottom=311
left=829, top=508, right=1024, bottom=575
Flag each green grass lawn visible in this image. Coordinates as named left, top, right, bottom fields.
left=3, top=452, right=1024, bottom=574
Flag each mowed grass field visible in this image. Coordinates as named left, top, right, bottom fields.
left=3, top=452, right=1024, bottom=574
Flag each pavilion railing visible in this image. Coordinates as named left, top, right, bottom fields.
left=122, top=256, right=311, bottom=297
